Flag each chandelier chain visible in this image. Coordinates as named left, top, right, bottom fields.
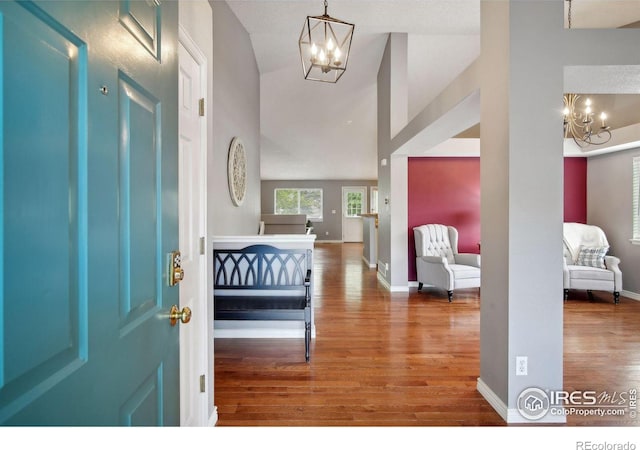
left=567, top=0, right=572, bottom=29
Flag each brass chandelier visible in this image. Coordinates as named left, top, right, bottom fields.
left=563, top=94, right=612, bottom=148
left=562, top=1, right=611, bottom=148
left=298, top=0, right=354, bottom=83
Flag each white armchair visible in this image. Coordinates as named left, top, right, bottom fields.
left=413, top=224, right=481, bottom=302
left=563, top=222, right=622, bottom=304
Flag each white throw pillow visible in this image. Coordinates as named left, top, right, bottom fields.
left=576, top=246, right=609, bottom=269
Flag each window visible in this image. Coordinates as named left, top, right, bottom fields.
left=274, top=188, right=323, bottom=221
left=633, top=157, right=640, bottom=244
left=345, top=191, right=363, bottom=217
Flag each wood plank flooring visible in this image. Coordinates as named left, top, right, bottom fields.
left=214, top=243, right=640, bottom=426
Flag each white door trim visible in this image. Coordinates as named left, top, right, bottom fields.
left=178, top=25, right=209, bottom=427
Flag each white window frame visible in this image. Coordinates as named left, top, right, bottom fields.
left=274, top=188, right=323, bottom=221
left=632, top=157, right=640, bottom=245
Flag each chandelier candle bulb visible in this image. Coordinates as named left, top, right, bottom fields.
left=600, top=112, right=608, bottom=128
left=334, top=47, right=342, bottom=65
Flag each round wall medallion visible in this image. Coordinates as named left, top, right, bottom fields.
left=227, top=137, right=247, bottom=206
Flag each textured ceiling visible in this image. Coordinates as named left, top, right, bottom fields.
left=226, top=0, right=640, bottom=180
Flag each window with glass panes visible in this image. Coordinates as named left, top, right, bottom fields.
left=346, top=191, right=363, bottom=217
left=274, top=188, right=323, bottom=220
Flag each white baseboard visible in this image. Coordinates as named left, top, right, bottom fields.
left=476, top=378, right=508, bottom=422
left=377, top=272, right=391, bottom=290
left=390, top=285, right=409, bottom=292
left=362, top=255, right=376, bottom=268
left=375, top=273, right=409, bottom=292
left=208, top=406, right=218, bottom=426
left=622, top=289, right=640, bottom=301
left=315, top=240, right=343, bottom=244
left=214, top=321, right=317, bottom=339
left=477, top=378, right=566, bottom=424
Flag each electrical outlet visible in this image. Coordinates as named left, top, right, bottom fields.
left=516, top=356, right=528, bottom=376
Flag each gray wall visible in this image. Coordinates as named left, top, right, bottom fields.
left=261, top=180, right=378, bottom=241
left=211, top=0, right=261, bottom=236
left=377, top=34, right=409, bottom=288
left=588, top=148, right=640, bottom=295
left=479, top=1, right=565, bottom=418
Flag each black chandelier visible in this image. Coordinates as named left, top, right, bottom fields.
left=298, top=0, right=354, bottom=83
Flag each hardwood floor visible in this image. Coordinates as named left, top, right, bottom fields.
left=214, top=243, right=640, bottom=427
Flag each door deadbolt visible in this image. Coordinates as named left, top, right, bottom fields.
left=168, top=251, right=184, bottom=287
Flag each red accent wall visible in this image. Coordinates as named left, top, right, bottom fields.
left=563, top=158, right=587, bottom=224
left=407, top=157, right=587, bottom=281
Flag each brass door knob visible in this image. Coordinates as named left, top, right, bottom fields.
left=169, top=305, right=192, bottom=326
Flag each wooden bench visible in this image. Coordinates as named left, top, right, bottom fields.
left=213, top=244, right=312, bottom=362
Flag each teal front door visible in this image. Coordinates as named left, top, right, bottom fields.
left=0, top=1, right=180, bottom=425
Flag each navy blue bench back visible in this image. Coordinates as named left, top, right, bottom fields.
left=214, top=244, right=311, bottom=290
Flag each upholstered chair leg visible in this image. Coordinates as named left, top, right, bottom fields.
left=614, top=291, right=620, bottom=305
left=418, top=282, right=423, bottom=292
left=587, top=290, right=594, bottom=302
left=564, top=289, right=569, bottom=301
left=447, top=290, right=453, bottom=302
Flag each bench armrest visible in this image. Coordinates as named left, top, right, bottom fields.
left=305, top=269, right=311, bottom=286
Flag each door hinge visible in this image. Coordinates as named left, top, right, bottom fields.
left=199, top=236, right=205, bottom=255
left=198, top=98, right=205, bottom=117
left=200, top=374, right=206, bottom=393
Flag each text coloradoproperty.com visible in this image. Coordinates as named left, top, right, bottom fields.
left=552, top=407, right=627, bottom=417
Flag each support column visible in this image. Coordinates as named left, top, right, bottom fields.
left=478, top=1, right=565, bottom=423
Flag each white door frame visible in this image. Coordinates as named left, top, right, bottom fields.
left=342, top=186, right=368, bottom=242
left=178, top=26, right=209, bottom=427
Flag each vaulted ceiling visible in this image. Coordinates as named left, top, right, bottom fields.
left=227, top=0, right=640, bottom=181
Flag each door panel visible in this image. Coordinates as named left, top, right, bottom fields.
left=0, top=0, right=89, bottom=422
left=342, top=187, right=367, bottom=243
left=119, top=0, right=161, bottom=61
left=117, top=72, right=161, bottom=332
left=0, top=0, right=179, bottom=425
